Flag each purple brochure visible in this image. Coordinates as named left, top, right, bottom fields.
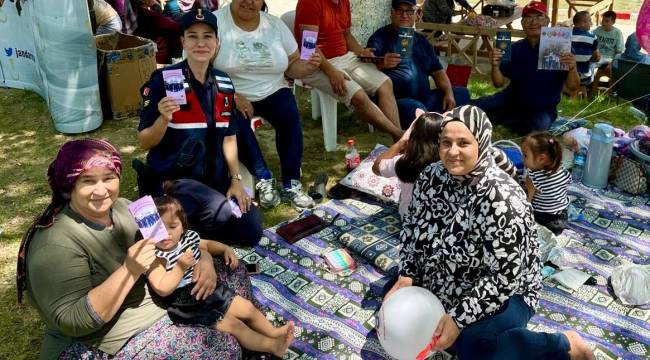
left=228, top=187, right=254, bottom=219
left=128, top=195, right=169, bottom=243
left=163, top=69, right=187, bottom=105
left=300, top=30, right=318, bottom=60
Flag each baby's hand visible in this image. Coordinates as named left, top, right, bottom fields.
left=178, top=248, right=196, bottom=270
left=223, top=246, right=239, bottom=270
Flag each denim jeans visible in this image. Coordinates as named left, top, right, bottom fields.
left=396, top=86, right=471, bottom=129
left=452, top=295, right=570, bottom=360
left=169, top=179, right=263, bottom=247
left=236, top=88, right=303, bottom=189
left=472, top=92, right=557, bottom=135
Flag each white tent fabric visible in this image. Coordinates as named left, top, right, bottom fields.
left=0, top=0, right=102, bottom=134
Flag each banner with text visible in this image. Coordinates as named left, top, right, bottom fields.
left=0, top=0, right=102, bottom=133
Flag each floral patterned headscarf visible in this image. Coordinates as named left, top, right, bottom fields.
left=16, top=139, right=121, bottom=303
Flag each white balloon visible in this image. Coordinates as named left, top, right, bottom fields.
left=377, top=286, right=446, bottom=360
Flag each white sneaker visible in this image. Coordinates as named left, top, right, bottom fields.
left=255, top=178, right=280, bottom=209
left=281, top=180, right=315, bottom=210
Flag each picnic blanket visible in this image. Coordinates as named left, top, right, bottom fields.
left=238, top=184, right=650, bottom=359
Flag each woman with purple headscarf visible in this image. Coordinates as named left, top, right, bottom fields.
left=17, top=139, right=255, bottom=359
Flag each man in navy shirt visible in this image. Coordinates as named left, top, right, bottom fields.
left=473, top=1, right=580, bottom=135
left=367, top=0, right=470, bottom=128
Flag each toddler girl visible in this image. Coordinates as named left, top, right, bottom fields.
left=522, top=132, right=571, bottom=235
left=372, top=111, right=443, bottom=218
left=147, top=196, right=294, bottom=357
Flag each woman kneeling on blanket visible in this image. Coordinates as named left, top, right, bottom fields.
left=386, top=105, right=594, bottom=360
left=17, top=139, right=257, bottom=359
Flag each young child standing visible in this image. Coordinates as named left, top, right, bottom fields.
left=571, top=11, right=600, bottom=87
left=522, top=133, right=572, bottom=235
left=147, top=196, right=294, bottom=357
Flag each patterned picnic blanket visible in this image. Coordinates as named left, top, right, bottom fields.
left=238, top=184, right=650, bottom=359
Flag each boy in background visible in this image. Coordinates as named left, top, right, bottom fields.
left=591, top=11, right=624, bottom=91
left=571, top=11, right=600, bottom=94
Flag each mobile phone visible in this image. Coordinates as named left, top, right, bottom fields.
left=357, top=55, right=384, bottom=64
left=245, top=263, right=260, bottom=274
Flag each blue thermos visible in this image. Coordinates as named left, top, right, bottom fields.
left=582, top=123, right=614, bottom=189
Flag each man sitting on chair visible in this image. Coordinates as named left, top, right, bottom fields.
left=367, top=0, right=470, bottom=128
left=295, top=0, right=405, bottom=141
left=472, top=1, right=580, bottom=135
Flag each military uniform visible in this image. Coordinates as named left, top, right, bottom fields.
left=138, top=59, right=262, bottom=246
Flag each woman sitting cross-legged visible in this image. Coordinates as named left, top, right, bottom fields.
left=17, top=139, right=258, bottom=359
left=386, top=105, right=595, bottom=360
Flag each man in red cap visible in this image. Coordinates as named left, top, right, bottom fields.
left=473, top=1, right=580, bottom=135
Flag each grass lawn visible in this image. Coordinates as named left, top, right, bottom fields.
left=0, top=77, right=641, bottom=359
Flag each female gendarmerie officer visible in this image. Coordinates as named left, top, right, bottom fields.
left=137, top=8, right=262, bottom=247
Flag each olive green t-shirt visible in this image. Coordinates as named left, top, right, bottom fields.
left=25, top=198, right=166, bottom=359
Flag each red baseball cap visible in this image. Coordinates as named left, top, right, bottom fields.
left=522, top=1, right=548, bottom=17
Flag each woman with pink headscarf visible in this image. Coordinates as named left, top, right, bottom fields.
left=17, top=139, right=255, bottom=359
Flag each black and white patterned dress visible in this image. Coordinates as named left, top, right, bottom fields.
left=399, top=105, right=542, bottom=329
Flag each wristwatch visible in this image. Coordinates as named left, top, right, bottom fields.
left=230, top=173, right=242, bottom=181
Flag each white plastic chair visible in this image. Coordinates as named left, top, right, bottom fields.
left=281, top=11, right=339, bottom=152
left=281, top=10, right=376, bottom=152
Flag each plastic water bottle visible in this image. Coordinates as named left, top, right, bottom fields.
left=572, top=152, right=585, bottom=183
left=345, top=139, right=361, bottom=171
left=629, top=106, right=647, bottom=121
left=583, top=123, right=614, bottom=189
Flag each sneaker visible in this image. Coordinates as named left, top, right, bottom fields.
left=281, top=180, right=315, bottom=209
left=255, top=178, right=280, bottom=209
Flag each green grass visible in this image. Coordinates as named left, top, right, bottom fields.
left=0, top=77, right=641, bottom=358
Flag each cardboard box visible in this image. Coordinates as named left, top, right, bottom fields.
left=96, top=33, right=156, bottom=119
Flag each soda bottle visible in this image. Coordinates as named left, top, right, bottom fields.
left=572, top=152, right=585, bottom=183
left=250, top=116, right=264, bottom=132
left=345, top=139, right=361, bottom=171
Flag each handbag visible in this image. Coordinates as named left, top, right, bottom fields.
left=612, top=156, right=647, bottom=194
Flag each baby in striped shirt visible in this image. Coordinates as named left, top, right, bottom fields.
left=147, top=196, right=294, bottom=357
left=522, top=133, right=571, bottom=235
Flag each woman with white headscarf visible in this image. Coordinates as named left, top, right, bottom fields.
left=387, top=105, right=594, bottom=360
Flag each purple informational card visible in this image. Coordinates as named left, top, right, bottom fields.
left=128, top=195, right=169, bottom=243
left=300, top=30, right=318, bottom=60
left=163, top=69, right=187, bottom=105
left=228, top=187, right=254, bottom=219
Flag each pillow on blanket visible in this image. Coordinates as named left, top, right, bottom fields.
left=339, top=144, right=401, bottom=204
left=337, top=207, right=401, bottom=276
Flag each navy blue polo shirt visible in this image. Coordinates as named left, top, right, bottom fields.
left=139, top=60, right=238, bottom=192
left=367, top=25, right=443, bottom=101
left=500, top=39, right=568, bottom=111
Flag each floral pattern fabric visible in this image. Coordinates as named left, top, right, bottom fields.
left=399, top=160, right=543, bottom=329
left=340, top=144, right=401, bottom=203
left=58, top=257, right=260, bottom=359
